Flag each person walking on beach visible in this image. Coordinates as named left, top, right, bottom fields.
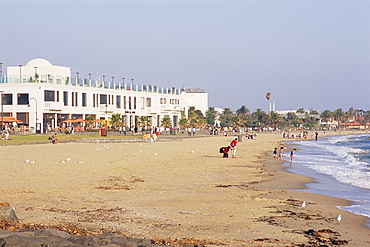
left=315, top=132, right=318, bottom=141
left=230, top=137, right=238, bottom=158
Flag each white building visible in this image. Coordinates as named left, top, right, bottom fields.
left=1, top=58, right=208, bottom=133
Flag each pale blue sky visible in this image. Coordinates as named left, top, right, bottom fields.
left=0, top=0, right=369, bottom=112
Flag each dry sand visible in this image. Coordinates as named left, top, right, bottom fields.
left=1, top=132, right=369, bottom=246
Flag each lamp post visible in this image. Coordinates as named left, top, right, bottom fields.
left=111, top=76, right=114, bottom=89
left=0, top=91, right=4, bottom=131
left=105, top=104, right=108, bottom=128
left=131, top=78, right=134, bottom=90
left=28, top=97, right=38, bottom=133
left=76, top=72, right=79, bottom=85
left=88, top=73, right=92, bottom=80
left=0, top=62, right=3, bottom=77
left=34, top=67, right=38, bottom=82
left=19, top=65, right=22, bottom=83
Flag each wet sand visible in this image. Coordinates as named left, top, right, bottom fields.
left=1, top=133, right=369, bottom=246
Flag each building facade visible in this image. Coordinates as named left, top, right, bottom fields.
left=1, top=58, right=208, bottom=133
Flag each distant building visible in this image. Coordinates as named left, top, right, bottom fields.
left=180, top=87, right=208, bottom=116
left=1, top=58, right=208, bottom=133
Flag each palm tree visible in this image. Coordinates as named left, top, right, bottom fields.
left=320, top=110, right=332, bottom=123
left=206, top=107, right=217, bottom=126
left=161, top=116, right=172, bottom=128
left=333, top=108, right=345, bottom=129
left=296, top=108, right=306, bottom=114
left=269, top=111, right=283, bottom=129
left=266, top=92, right=272, bottom=113
left=137, top=116, right=150, bottom=131
left=111, top=113, right=122, bottom=128
left=236, top=105, right=250, bottom=116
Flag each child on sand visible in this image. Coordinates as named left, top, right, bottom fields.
left=273, top=148, right=278, bottom=159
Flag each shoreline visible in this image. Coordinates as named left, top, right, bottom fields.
left=1, top=132, right=369, bottom=246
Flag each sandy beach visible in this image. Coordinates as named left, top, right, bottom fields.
left=1, top=132, right=369, bottom=246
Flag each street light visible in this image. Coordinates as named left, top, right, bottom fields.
left=0, top=62, right=3, bottom=77
left=131, top=78, right=134, bottom=90
left=88, top=73, right=92, bottom=80
left=76, top=72, right=79, bottom=85
left=19, top=65, right=22, bottom=83
left=0, top=91, right=4, bottom=131
left=105, top=104, right=108, bottom=128
left=34, top=67, right=38, bottom=82
left=28, top=97, right=38, bottom=133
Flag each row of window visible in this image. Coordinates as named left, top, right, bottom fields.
left=1, top=91, right=180, bottom=109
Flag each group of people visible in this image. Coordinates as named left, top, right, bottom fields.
left=273, top=147, right=297, bottom=164
left=220, top=137, right=238, bottom=158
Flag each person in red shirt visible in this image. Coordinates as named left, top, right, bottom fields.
left=222, top=146, right=231, bottom=158
left=230, top=138, right=238, bottom=158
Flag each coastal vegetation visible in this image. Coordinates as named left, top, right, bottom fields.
left=179, top=106, right=370, bottom=130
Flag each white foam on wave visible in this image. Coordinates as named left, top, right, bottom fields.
left=295, top=135, right=370, bottom=189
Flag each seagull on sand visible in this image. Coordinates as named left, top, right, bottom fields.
left=153, top=153, right=158, bottom=156
left=60, top=160, right=66, bottom=163
left=64, top=157, right=71, bottom=162
left=24, top=159, right=30, bottom=163
left=301, top=201, right=306, bottom=208
left=336, top=214, right=342, bottom=223
left=191, top=150, right=194, bottom=153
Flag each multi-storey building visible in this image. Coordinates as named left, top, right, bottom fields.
left=0, top=58, right=208, bottom=133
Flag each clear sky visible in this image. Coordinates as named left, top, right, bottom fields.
left=0, top=0, right=369, bottom=112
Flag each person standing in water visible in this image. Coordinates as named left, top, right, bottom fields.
left=290, top=148, right=297, bottom=166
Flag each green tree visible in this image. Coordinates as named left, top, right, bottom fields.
left=206, top=107, right=217, bottom=126
left=266, top=92, right=272, bottom=113
left=85, top=115, right=95, bottom=129
left=137, top=116, right=150, bottom=131
left=333, top=108, right=345, bottom=128
left=320, top=110, right=333, bottom=122
left=161, top=116, right=172, bottom=128
left=269, top=111, right=283, bottom=129
left=296, top=108, right=306, bottom=114
left=111, top=113, right=122, bottom=128
left=236, top=105, right=250, bottom=116
left=219, top=108, right=234, bottom=127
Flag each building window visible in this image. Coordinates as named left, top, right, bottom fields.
left=146, top=97, right=151, bottom=107
left=82, top=93, right=87, bottom=107
left=124, top=96, right=127, bottom=109
left=134, top=97, right=137, bottom=109
left=141, top=97, right=145, bottom=110
left=63, top=91, right=68, bottom=106
left=72, top=92, right=75, bottom=107
left=2, top=94, right=13, bottom=105
left=75, top=92, right=78, bottom=107
left=100, top=94, right=107, bottom=105
left=17, top=112, right=29, bottom=125
left=128, top=96, right=131, bottom=110
left=56, top=91, right=59, bottom=102
left=44, top=90, right=55, bottom=102
left=17, top=93, right=29, bottom=105
left=116, top=95, right=121, bottom=108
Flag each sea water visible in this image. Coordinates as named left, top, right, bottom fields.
left=282, top=134, right=370, bottom=223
